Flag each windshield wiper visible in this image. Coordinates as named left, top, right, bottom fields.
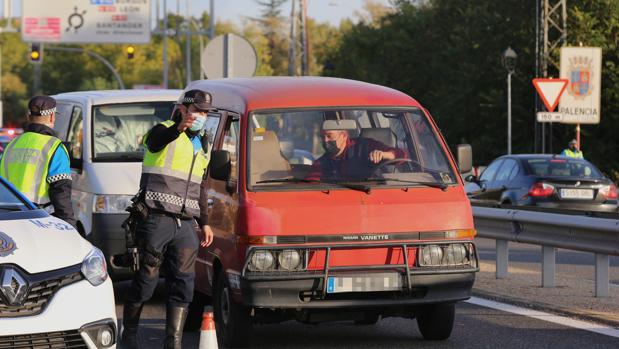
left=256, top=177, right=371, bottom=193
left=361, top=177, right=448, bottom=190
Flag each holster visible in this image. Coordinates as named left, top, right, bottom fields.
left=121, top=190, right=149, bottom=271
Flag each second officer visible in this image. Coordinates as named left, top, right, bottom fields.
left=121, top=89, right=215, bottom=349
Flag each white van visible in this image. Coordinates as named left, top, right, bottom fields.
left=52, top=90, right=182, bottom=278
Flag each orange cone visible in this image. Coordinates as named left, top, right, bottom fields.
left=198, top=309, right=218, bottom=349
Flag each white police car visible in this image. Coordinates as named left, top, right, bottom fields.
left=0, top=177, right=116, bottom=348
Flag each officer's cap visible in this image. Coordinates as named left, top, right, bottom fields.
left=28, top=96, right=57, bottom=117
left=569, top=139, right=577, bottom=145
left=178, top=90, right=214, bottom=112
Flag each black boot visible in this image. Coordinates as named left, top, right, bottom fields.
left=121, top=303, right=143, bottom=349
left=163, top=305, right=189, bottom=349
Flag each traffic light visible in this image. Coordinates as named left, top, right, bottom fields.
left=29, top=43, right=42, bottom=63
left=126, top=46, right=135, bottom=59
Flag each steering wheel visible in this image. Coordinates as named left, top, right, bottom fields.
left=372, top=158, right=418, bottom=175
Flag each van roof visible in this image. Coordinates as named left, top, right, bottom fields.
left=52, top=89, right=182, bottom=105
left=186, top=77, right=420, bottom=112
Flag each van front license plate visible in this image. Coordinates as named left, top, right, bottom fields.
left=326, top=273, right=402, bottom=293
left=560, top=188, right=594, bottom=199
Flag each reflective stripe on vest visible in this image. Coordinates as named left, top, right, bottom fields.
left=0, top=132, right=62, bottom=204
left=140, top=120, right=208, bottom=216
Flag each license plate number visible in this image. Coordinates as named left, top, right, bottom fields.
left=327, top=273, right=402, bottom=293
left=560, top=188, right=594, bottom=199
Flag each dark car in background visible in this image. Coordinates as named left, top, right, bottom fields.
left=465, top=154, right=618, bottom=212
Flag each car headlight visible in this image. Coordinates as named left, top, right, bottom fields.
left=249, top=250, right=275, bottom=271
left=93, top=194, right=133, bottom=213
left=82, top=247, right=108, bottom=286
left=442, top=244, right=468, bottom=265
left=278, top=249, right=302, bottom=271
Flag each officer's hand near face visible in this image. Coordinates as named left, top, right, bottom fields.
left=177, top=106, right=196, bottom=132
left=200, top=225, right=214, bottom=247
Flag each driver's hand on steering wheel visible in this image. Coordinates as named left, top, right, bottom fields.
left=369, top=150, right=396, bottom=164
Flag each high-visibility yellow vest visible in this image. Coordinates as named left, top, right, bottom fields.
left=561, top=149, right=583, bottom=159
left=141, top=120, right=209, bottom=217
left=0, top=132, right=64, bottom=205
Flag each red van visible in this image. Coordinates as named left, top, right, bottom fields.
left=187, top=77, right=477, bottom=347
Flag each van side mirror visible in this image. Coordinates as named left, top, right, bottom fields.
left=456, top=144, right=472, bottom=174
left=209, top=150, right=231, bottom=181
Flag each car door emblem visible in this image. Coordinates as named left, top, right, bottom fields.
left=0, top=267, right=29, bottom=306
left=0, top=231, right=17, bottom=257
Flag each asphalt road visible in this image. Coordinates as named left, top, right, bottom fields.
left=113, top=281, right=619, bottom=349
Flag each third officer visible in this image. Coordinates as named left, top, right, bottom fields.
left=121, top=89, right=215, bottom=349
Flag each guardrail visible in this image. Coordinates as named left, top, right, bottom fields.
left=472, top=203, right=619, bottom=297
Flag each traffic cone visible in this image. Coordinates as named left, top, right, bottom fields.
left=198, top=308, right=218, bottom=349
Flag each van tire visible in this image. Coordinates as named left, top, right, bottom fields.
left=214, top=272, right=252, bottom=347
left=354, top=313, right=380, bottom=325
left=184, top=291, right=210, bottom=331
left=416, top=303, right=455, bottom=340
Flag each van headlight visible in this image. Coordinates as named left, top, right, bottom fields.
left=81, top=247, right=108, bottom=286
left=93, top=194, right=133, bottom=213
left=278, top=249, right=302, bottom=271
left=249, top=250, right=275, bottom=271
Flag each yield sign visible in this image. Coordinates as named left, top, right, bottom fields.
left=532, top=78, right=569, bottom=112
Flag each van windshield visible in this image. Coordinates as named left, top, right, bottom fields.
left=92, top=102, right=174, bottom=161
left=248, top=108, right=456, bottom=190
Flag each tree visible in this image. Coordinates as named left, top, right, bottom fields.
left=254, top=0, right=289, bottom=75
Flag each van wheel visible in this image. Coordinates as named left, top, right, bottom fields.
left=416, top=303, right=455, bottom=340
left=354, top=313, right=380, bottom=325
left=184, top=291, right=210, bottom=331
left=213, top=272, right=252, bottom=347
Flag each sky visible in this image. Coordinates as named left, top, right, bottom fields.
left=157, top=0, right=393, bottom=26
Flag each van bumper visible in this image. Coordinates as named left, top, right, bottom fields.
left=240, top=270, right=476, bottom=309
left=89, top=213, right=133, bottom=280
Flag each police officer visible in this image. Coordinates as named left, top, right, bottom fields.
left=560, top=139, right=584, bottom=158
left=0, top=96, right=76, bottom=227
left=121, top=90, right=215, bottom=349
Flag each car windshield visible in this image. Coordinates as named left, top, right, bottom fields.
left=248, top=108, right=456, bottom=190
left=526, top=158, right=603, bottom=178
left=92, top=102, right=174, bottom=161
left=0, top=180, right=30, bottom=211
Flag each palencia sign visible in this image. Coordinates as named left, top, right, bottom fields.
left=559, top=47, right=602, bottom=124
left=22, top=0, right=151, bottom=44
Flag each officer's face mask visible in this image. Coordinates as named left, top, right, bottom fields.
left=189, top=114, right=207, bottom=132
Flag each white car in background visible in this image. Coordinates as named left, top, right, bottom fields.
left=0, top=177, right=116, bottom=348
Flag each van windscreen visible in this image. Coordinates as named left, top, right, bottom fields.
left=248, top=108, right=456, bottom=190
left=92, top=102, right=174, bottom=162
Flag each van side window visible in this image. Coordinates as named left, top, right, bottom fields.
left=203, top=113, right=221, bottom=155
left=53, top=103, right=74, bottom=140
left=67, top=106, right=83, bottom=160
left=222, top=118, right=240, bottom=181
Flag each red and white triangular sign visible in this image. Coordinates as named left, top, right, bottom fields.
left=532, top=78, right=568, bottom=112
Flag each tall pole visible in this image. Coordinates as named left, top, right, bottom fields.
left=185, top=0, right=191, bottom=85
left=288, top=0, right=297, bottom=76
left=507, top=72, right=512, bottom=155
left=209, top=0, right=215, bottom=40
left=300, top=0, right=308, bottom=76
left=163, top=0, right=169, bottom=88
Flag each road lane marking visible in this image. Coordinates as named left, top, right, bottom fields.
left=466, top=296, right=619, bottom=338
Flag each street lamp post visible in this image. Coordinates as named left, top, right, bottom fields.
left=502, top=47, right=517, bottom=155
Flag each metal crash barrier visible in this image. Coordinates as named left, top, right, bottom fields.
left=472, top=204, right=619, bottom=297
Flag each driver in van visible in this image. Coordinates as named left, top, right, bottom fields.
left=305, top=122, right=406, bottom=181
